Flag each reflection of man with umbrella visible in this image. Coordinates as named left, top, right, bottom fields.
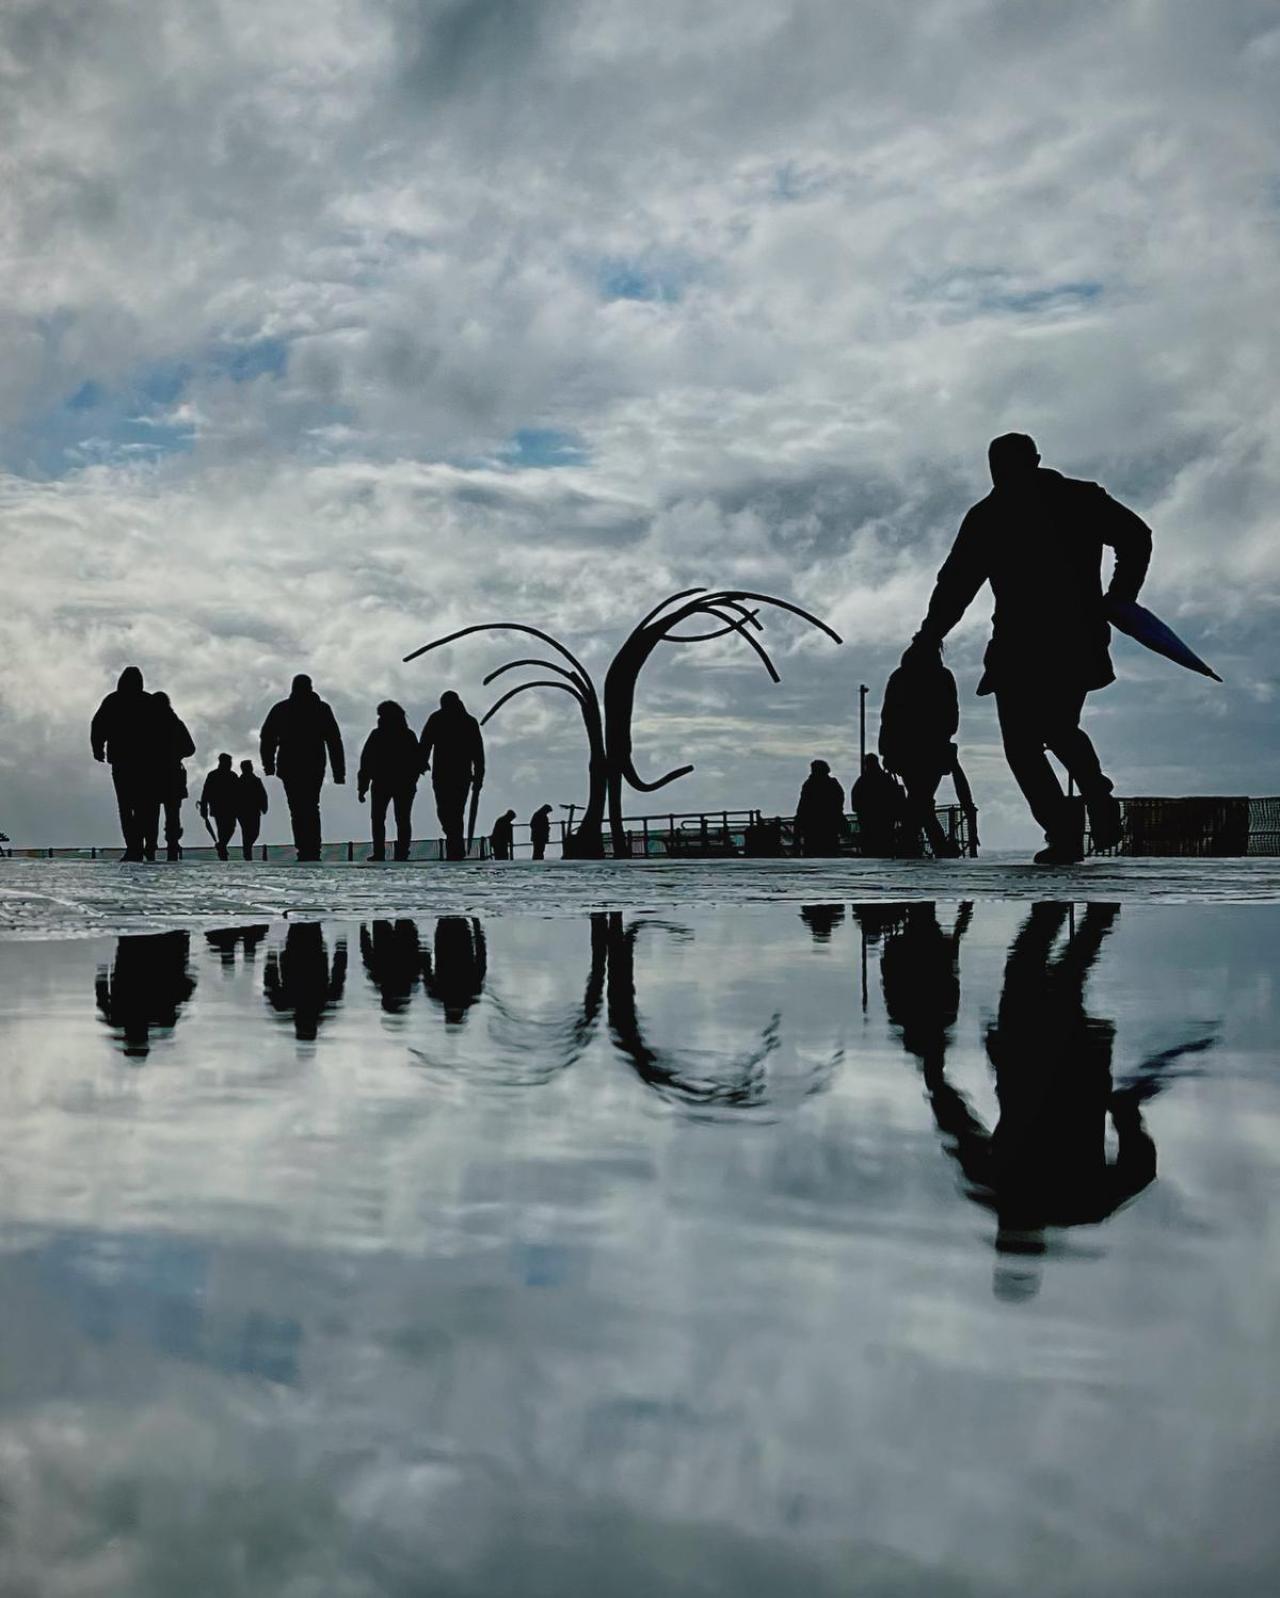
left=418, top=692, right=485, bottom=861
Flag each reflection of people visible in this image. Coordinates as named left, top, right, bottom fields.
left=259, top=675, right=346, bottom=863
left=360, top=920, right=422, bottom=1015
left=90, top=666, right=163, bottom=861
left=358, top=701, right=421, bottom=862
left=529, top=803, right=554, bottom=860
left=95, top=932, right=197, bottom=1058
left=850, top=754, right=904, bottom=857
left=799, top=904, right=846, bottom=943
left=237, top=760, right=269, bottom=861
left=878, top=639, right=968, bottom=858
left=263, top=923, right=347, bottom=1041
left=151, top=689, right=197, bottom=860
left=199, top=753, right=241, bottom=861
left=490, top=809, right=516, bottom=860
left=795, top=760, right=846, bottom=856
left=205, top=924, right=269, bottom=967
left=419, top=693, right=484, bottom=861
left=421, top=916, right=487, bottom=1024
left=916, top=434, right=1152, bottom=863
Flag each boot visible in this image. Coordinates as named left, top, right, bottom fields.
left=1088, top=794, right=1123, bottom=853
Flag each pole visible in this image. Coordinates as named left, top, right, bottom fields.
left=858, top=684, right=868, bottom=769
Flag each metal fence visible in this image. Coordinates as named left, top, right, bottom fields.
left=1086, top=796, right=1280, bottom=858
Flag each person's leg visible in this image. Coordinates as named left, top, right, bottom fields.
left=392, top=786, right=414, bottom=860
left=995, top=689, right=1076, bottom=845
left=283, top=775, right=319, bottom=860
left=902, top=764, right=952, bottom=856
left=532, top=840, right=545, bottom=861
left=435, top=782, right=464, bottom=860
left=1041, top=687, right=1120, bottom=847
left=241, top=817, right=259, bottom=861
left=300, top=781, right=323, bottom=860
left=112, top=767, right=143, bottom=858
left=369, top=785, right=389, bottom=860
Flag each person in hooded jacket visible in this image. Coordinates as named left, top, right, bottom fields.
left=529, top=803, right=554, bottom=860
left=199, top=754, right=241, bottom=860
left=878, top=639, right=970, bottom=858
left=259, top=675, right=345, bottom=862
left=150, top=689, right=197, bottom=860
left=418, top=692, right=485, bottom=861
left=794, top=760, right=847, bottom=856
left=490, top=808, right=516, bottom=860
left=91, top=666, right=163, bottom=861
left=358, top=700, right=422, bottom=862
left=237, top=759, right=269, bottom=860
left=850, top=754, right=906, bottom=858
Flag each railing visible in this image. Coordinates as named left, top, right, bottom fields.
left=1086, top=796, right=1280, bottom=858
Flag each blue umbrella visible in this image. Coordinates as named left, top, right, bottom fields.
left=1107, top=599, right=1222, bottom=682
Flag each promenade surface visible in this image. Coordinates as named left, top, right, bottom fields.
left=2, top=853, right=1276, bottom=938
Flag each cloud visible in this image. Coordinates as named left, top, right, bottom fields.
left=1, top=0, right=1278, bottom=845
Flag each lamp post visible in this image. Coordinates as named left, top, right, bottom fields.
left=858, top=683, right=868, bottom=770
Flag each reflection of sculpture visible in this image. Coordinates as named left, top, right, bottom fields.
left=404, top=588, right=840, bottom=858
left=95, top=932, right=197, bottom=1060
left=264, top=924, right=347, bottom=1042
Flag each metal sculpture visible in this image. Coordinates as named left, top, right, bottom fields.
left=404, top=624, right=608, bottom=857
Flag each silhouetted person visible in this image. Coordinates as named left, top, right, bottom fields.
left=95, top=932, right=196, bottom=1059
left=357, top=700, right=421, bottom=862
left=360, top=919, right=422, bottom=1015
left=879, top=639, right=971, bottom=858
left=530, top=803, right=554, bottom=860
left=205, top=924, right=269, bottom=968
left=794, top=759, right=847, bottom=856
left=800, top=903, right=846, bottom=943
left=237, top=760, right=268, bottom=860
left=421, top=916, right=486, bottom=1025
left=490, top=808, right=516, bottom=860
left=259, top=674, right=345, bottom=862
left=150, top=689, right=196, bottom=860
left=200, top=753, right=240, bottom=860
left=917, top=434, right=1152, bottom=863
left=91, top=666, right=163, bottom=861
left=879, top=902, right=973, bottom=1075
left=850, top=754, right=904, bottom=857
left=419, top=692, right=484, bottom=860
left=263, top=923, right=347, bottom=1042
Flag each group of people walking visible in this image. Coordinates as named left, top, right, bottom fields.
left=91, top=672, right=547, bottom=863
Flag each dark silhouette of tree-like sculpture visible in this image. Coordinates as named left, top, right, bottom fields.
left=404, top=623, right=608, bottom=857
left=602, top=588, right=841, bottom=855
left=404, top=587, right=840, bottom=860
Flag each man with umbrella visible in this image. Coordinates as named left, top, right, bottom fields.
left=418, top=691, right=485, bottom=861
left=915, top=433, right=1152, bottom=863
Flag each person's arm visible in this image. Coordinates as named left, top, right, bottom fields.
left=258, top=778, right=268, bottom=815
left=471, top=719, right=485, bottom=789
left=918, top=510, right=990, bottom=644
left=418, top=717, right=435, bottom=773
left=198, top=775, right=211, bottom=818
left=175, top=717, right=196, bottom=762
left=323, top=704, right=345, bottom=784
left=357, top=732, right=375, bottom=802
left=259, top=705, right=280, bottom=776
left=1097, top=488, right=1152, bottom=604
left=90, top=699, right=109, bottom=762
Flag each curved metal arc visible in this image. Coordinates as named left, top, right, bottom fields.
left=699, top=590, right=843, bottom=645
left=404, top=622, right=595, bottom=693
left=481, top=679, right=586, bottom=726
left=662, top=604, right=780, bottom=681
left=483, top=658, right=588, bottom=702
left=630, top=587, right=707, bottom=636
left=622, top=759, right=695, bottom=794
left=663, top=605, right=764, bottom=642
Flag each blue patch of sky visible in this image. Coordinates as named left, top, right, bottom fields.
left=502, top=427, right=589, bottom=468
left=595, top=253, right=697, bottom=304
left=910, top=268, right=1105, bottom=321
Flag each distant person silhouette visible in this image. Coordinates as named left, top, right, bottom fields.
left=90, top=666, right=162, bottom=861
left=237, top=760, right=269, bottom=860
left=421, top=915, right=487, bottom=1024
left=490, top=809, right=516, bottom=860
left=879, top=639, right=972, bottom=858
left=259, top=675, right=345, bottom=862
left=205, top=924, right=269, bottom=967
left=529, top=803, right=554, bottom=860
left=150, top=689, right=196, bottom=860
left=263, top=923, right=347, bottom=1042
left=917, top=434, right=1152, bottom=863
left=794, top=760, right=847, bottom=856
left=199, top=753, right=241, bottom=860
left=359, top=919, right=422, bottom=1015
left=419, top=692, right=485, bottom=860
left=850, top=754, right=904, bottom=857
left=95, top=931, right=196, bottom=1059
left=357, top=700, right=421, bottom=862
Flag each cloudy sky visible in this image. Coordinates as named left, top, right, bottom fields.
left=1, top=0, right=1277, bottom=848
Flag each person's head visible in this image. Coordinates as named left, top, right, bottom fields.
left=377, top=699, right=407, bottom=726
left=537, top=803, right=553, bottom=817
left=240, top=759, right=254, bottom=775
left=810, top=759, right=830, bottom=777
left=118, top=665, right=144, bottom=692
left=503, top=808, right=516, bottom=821
left=440, top=690, right=463, bottom=712
left=217, top=752, right=233, bottom=770
left=291, top=673, right=313, bottom=697
left=862, top=753, right=881, bottom=774
left=987, top=432, right=1040, bottom=488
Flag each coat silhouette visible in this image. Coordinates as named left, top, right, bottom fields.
left=259, top=675, right=345, bottom=862
left=151, top=689, right=196, bottom=860
left=358, top=701, right=421, bottom=862
left=419, top=692, right=484, bottom=861
left=90, top=666, right=164, bottom=861
left=95, top=932, right=197, bottom=1059
left=529, top=803, right=554, bottom=860
left=878, top=641, right=969, bottom=857
left=360, top=919, right=422, bottom=1015
left=200, top=754, right=241, bottom=860
left=919, top=434, right=1152, bottom=860
left=421, top=916, right=487, bottom=1024
left=850, top=754, right=904, bottom=857
left=263, top=923, right=347, bottom=1042
left=794, top=761, right=846, bottom=856
left=237, top=760, right=268, bottom=861
left=490, top=809, right=516, bottom=860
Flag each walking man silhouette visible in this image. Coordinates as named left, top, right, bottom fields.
left=916, top=434, right=1151, bottom=863
left=200, top=754, right=241, bottom=860
left=490, top=808, right=516, bottom=860
left=794, top=759, right=847, bottom=856
left=418, top=692, right=485, bottom=861
left=237, top=759, right=269, bottom=860
left=150, top=689, right=197, bottom=860
left=91, top=666, right=162, bottom=861
left=878, top=639, right=969, bottom=858
left=529, top=803, right=554, bottom=860
left=358, top=700, right=421, bottom=861
left=259, top=675, right=345, bottom=862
